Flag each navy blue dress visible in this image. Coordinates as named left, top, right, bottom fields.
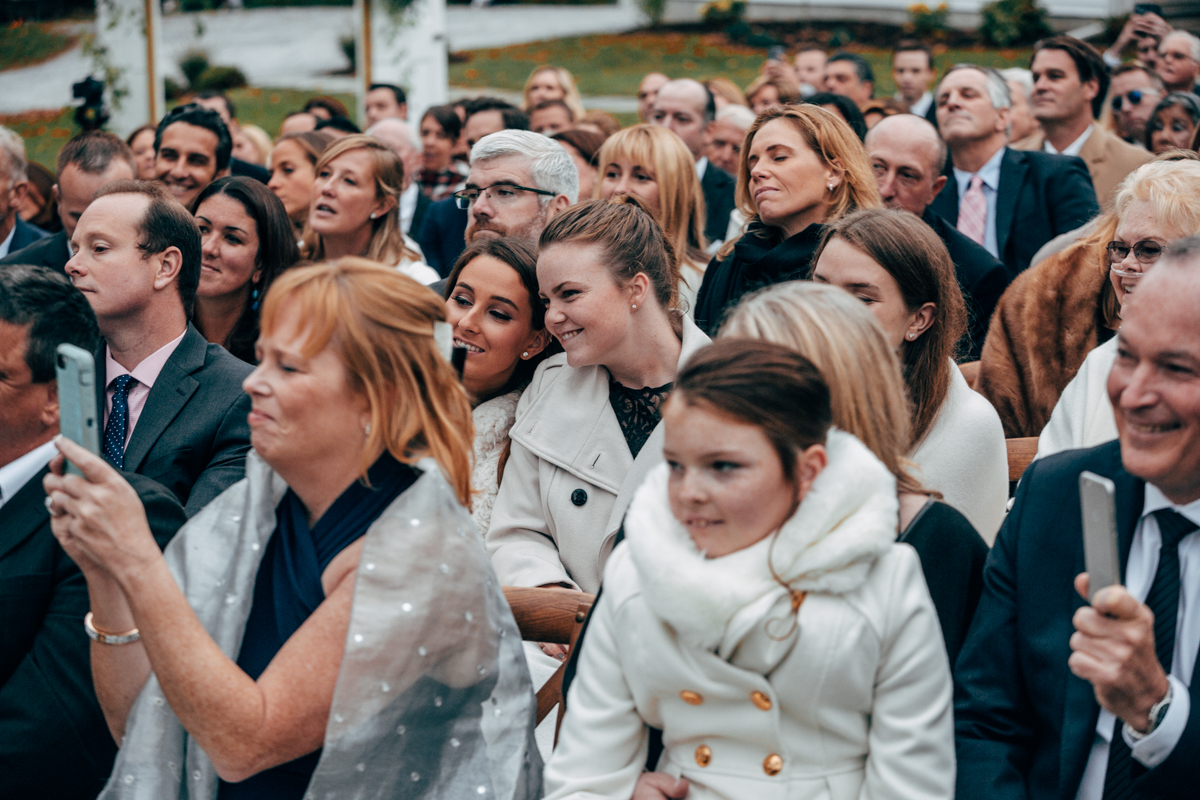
left=217, top=454, right=418, bottom=800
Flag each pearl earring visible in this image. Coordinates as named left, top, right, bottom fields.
left=364, top=422, right=372, bottom=436
left=522, top=351, right=529, bottom=358
left=370, top=212, right=379, bottom=219
left=631, top=304, right=637, bottom=310
left=827, top=183, right=835, bottom=191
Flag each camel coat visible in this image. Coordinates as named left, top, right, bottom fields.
left=485, top=316, right=710, bottom=593
left=1011, top=125, right=1152, bottom=209
left=976, top=236, right=1112, bottom=438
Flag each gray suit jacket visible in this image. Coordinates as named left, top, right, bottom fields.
left=96, top=324, right=253, bottom=516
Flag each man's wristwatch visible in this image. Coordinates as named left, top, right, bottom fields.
left=1129, top=683, right=1173, bottom=740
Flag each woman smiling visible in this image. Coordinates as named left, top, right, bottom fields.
left=302, top=134, right=439, bottom=285
left=443, top=237, right=555, bottom=532
left=192, top=176, right=300, bottom=363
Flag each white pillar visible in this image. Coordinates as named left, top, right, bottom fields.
left=93, top=0, right=165, bottom=137
left=357, top=0, right=448, bottom=126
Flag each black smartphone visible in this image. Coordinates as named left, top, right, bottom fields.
left=1133, top=3, right=1163, bottom=16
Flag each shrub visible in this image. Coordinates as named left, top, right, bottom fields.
left=164, top=76, right=186, bottom=100
left=178, top=48, right=210, bottom=87
left=700, top=0, right=745, bottom=26
left=640, top=0, right=665, bottom=26
left=193, top=65, right=248, bottom=91
left=907, top=3, right=949, bottom=39
left=979, top=0, right=1052, bottom=47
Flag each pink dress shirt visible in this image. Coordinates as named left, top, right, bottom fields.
left=103, top=329, right=188, bottom=449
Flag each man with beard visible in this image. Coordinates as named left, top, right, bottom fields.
left=457, top=130, right=577, bottom=245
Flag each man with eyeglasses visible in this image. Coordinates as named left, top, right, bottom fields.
left=457, top=129, right=578, bottom=245
left=1109, top=65, right=1165, bottom=146
left=1158, top=31, right=1200, bottom=93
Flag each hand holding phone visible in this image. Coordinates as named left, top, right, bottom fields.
left=1080, top=471, right=1121, bottom=602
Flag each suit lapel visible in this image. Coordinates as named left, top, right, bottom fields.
left=0, top=467, right=51, bottom=562
left=1058, top=447, right=1145, bottom=797
left=121, top=326, right=206, bottom=471
left=994, top=148, right=1026, bottom=263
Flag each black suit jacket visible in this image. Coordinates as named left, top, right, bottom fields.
left=7, top=216, right=48, bottom=256
left=700, top=161, right=737, bottom=245
left=955, top=441, right=1199, bottom=799
left=928, top=148, right=1099, bottom=281
left=230, top=157, right=271, bottom=184
left=417, top=196, right=469, bottom=277
left=0, top=462, right=186, bottom=799
left=409, top=188, right=431, bottom=241
left=922, top=208, right=1011, bottom=361
left=0, top=229, right=71, bottom=274
left=96, top=324, right=253, bottom=516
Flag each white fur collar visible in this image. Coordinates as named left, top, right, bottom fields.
left=625, top=429, right=899, bottom=651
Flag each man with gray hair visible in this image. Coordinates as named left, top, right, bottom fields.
left=998, top=67, right=1041, bottom=144
left=0, top=128, right=48, bottom=260
left=366, top=118, right=429, bottom=238
left=458, top=129, right=577, bottom=245
left=929, top=64, right=1099, bottom=279
left=1158, top=30, right=1200, bottom=93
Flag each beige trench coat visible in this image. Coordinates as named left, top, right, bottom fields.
left=484, top=316, right=710, bottom=593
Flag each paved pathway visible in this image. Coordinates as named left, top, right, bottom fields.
left=0, top=3, right=644, bottom=114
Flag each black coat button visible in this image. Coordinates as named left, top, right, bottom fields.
left=571, top=489, right=588, bottom=506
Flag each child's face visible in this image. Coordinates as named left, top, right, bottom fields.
left=662, top=397, right=823, bottom=558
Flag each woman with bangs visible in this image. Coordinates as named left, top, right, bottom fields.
left=41, top=259, right=542, bottom=799
left=693, top=104, right=881, bottom=335
left=596, top=125, right=710, bottom=314
left=301, top=134, right=439, bottom=285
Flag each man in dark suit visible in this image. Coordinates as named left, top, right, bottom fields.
left=0, top=128, right=48, bottom=259
left=652, top=79, right=737, bottom=246
left=929, top=64, right=1099, bottom=280
left=0, top=265, right=187, bottom=799
left=955, top=243, right=1200, bottom=800
left=1, top=131, right=136, bottom=275
left=866, top=114, right=1010, bottom=360
left=67, top=179, right=252, bottom=516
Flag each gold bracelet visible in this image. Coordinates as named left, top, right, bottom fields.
left=84, top=612, right=140, bottom=645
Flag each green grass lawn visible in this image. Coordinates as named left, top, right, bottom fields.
left=450, top=32, right=1034, bottom=97
left=0, top=21, right=78, bottom=72
left=3, top=86, right=357, bottom=172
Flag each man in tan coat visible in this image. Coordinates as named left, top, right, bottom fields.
left=1011, top=36, right=1150, bottom=208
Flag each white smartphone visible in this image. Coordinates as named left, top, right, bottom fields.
left=55, top=344, right=100, bottom=478
left=1079, top=471, right=1121, bottom=602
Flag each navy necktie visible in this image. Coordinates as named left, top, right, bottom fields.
left=102, top=375, right=135, bottom=470
left=1101, top=509, right=1196, bottom=800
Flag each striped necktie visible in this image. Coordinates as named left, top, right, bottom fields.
left=957, top=174, right=987, bottom=246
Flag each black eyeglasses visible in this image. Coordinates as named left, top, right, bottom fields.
left=453, top=183, right=557, bottom=210
left=1107, top=239, right=1164, bottom=265
left=1112, top=89, right=1159, bottom=111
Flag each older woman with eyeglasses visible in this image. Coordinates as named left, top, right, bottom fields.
left=1146, top=91, right=1200, bottom=154
left=978, top=158, right=1200, bottom=440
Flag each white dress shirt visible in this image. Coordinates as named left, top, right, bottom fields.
left=0, top=439, right=59, bottom=509
left=1075, top=484, right=1200, bottom=800
left=952, top=146, right=1006, bottom=259
left=904, top=91, right=934, bottom=118
left=1045, top=123, right=1095, bottom=158
left=695, top=156, right=708, bottom=182
left=398, top=181, right=420, bottom=235
left=0, top=222, right=16, bottom=259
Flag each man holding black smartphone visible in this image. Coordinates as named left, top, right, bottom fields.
left=954, top=237, right=1200, bottom=799
left=0, top=265, right=187, bottom=799
left=1104, top=4, right=1172, bottom=69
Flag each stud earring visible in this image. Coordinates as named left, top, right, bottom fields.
left=631, top=304, right=637, bottom=310
left=522, top=351, right=529, bottom=358
left=907, top=332, right=915, bottom=340
left=370, top=212, right=379, bottom=219
left=364, top=422, right=372, bottom=436
left=827, top=183, right=835, bottom=192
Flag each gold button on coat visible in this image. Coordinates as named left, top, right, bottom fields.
left=680, top=690, right=703, bottom=705
left=763, top=753, right=783, bottom=776
left=695, top=745, right=712, bottom=767
left=750, top=690, right=772, bottom=711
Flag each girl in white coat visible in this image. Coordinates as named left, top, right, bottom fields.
left=485, top=197, right=710, bottom=598
left=545, top=339, right=955, bottom=800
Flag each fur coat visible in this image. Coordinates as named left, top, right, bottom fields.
left=976, top=237, right=1112, bottom=438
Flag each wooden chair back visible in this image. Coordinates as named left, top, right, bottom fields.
left=959, top=360, right=981, bottom=389
left=502, top=586, right=594, bottom=730
left=1006, top=437, right=1039, bottom=483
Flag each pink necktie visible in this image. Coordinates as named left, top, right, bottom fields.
left=957, top=175, right=987, bottom=246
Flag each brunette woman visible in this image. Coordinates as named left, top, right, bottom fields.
left=522, top=65, right=585, bottom=121
left=486, top=197, right=710, bottom=597
left=302, top=134, right=439, bottom=284
left=126, top=124, right=158, bottom=180
left=811, top=207, right=1007, bottom=542
left=418, top=105, right=469, bottom=202
left=443, top=238, right=555, bottom=532
left=1146, top=91, right=1200, bottom=153
left=544, top=339, right=953, bottom=800
left=192, top=176, right=301, bottom=363
left=267, top=130, right=334, bottom=234
left=596, top=125, right=709, bottom=313
left=693, top=104, right=880, bottom=334
left=551, top=128, right=605, bottom=204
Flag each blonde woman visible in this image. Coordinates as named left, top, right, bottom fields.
left=596, top=124, right=709, bottom=314
left=301, top=134, right=439, bottom=284
left=724, top=280, right=990, bottom=664
left=744, top=72, right=802, bottom=115
left=42, top=259, right=541, bottom=800
left=693, top=103, right=881, bottom=334
left=522, top=66, right=585, bottom=121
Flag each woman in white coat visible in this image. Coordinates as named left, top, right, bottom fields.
left=485, top=196, right=710, bottom=597
left=544, top=339, right=954, bottom=800
left=811, top=208, right=1008, bottom=543
left=442, top=237, right=554, bottom=533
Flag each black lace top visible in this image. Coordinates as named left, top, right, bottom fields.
left=609, top=376, right=673, bottom=458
